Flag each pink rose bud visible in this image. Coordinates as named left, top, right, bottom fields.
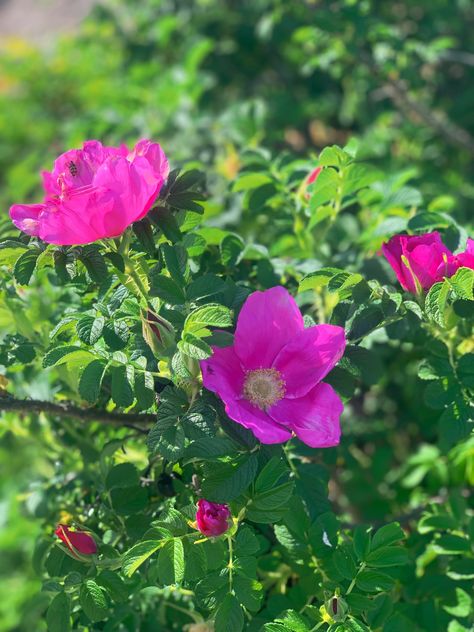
left=307, top=166, right=322, bottom=186
left=10, top=139, right=169, bottom=245
left=142, top=309, right=175, bottom=355
left=382, top=232, right=452, bottom=293
left=195, top=499, right=231, bottom=537
left=303, top=166, right=322, bottom=199
left=55, top=524, right=97, bottom=556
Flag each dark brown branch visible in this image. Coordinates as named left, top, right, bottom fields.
left=0, top=396, right=155, bottom=433
left=361, top=50, right=474, bottom=155
left=384, top=79, right=474, bottom=154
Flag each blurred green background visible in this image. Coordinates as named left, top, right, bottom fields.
left=1, top=1, right=473, bottom=629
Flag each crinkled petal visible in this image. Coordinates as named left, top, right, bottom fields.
left=270, top=382, right=343, bottom=448
left=234, top=286, right=304, bottom=370
left=93, top=156, right=159, bottom=227
left=200, top=345, right=245, bottom=401
left=9, top=203, right=43, bottom=236
left=273, top=324, right=346, bottom=398
left=37, top=197, right=104, bottom=246
left=225, top=397, right=293, bottom=444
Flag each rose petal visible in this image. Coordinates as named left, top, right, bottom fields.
left=9, top=203, right=43, bottom=237
left=225, top=397, right=292, bottom=444
left=270, top=382, right=343, bottom=448
left=273, top=324, right=346, bottom=398
left=200, top=345, right=245, bottom=401
left=234, top=286, right=304, bottom=370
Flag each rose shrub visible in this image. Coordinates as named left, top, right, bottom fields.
left=0, top=132, right=472, bottom=632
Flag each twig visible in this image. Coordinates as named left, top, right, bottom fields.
left=384, top=78, right=474, bottom=154
left=440, top=50, right=474, bottom=67
left=361, top=50, right=474, bottom=154
left=341, top=488, right=472, bottom=530
left=0, top=396, right=155, bottom=433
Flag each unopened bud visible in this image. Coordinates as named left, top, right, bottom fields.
left=325, top=595, right=348, bottom=622
left=142, top=310, right=175, bottom=355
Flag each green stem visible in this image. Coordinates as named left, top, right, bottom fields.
left=123, top=255, right=149, bottom=303
left=227, top=535, right=234, bottom=593
left=346, top=562, right=366, bottom=595
left=283, top=444, right=300, bottom=479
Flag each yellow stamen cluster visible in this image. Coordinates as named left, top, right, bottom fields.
left=243, top=368, right=285, bottom=410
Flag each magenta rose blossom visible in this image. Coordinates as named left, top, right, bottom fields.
left=200, top=286, right=346, bottom=447
left=382, top=232, right=474, bottom=293
left=10, top=139, right=169, bottom=246
left=439, top=237, right=474, bottom=277
left=55, top=524, right=97, bottom=556
left=382, top=232, right=452, bottom=293
left=196, top=499, right=231, bottom=537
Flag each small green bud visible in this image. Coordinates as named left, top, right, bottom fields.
left=325, top=595, right=348, bottom=622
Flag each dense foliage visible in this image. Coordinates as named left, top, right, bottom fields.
left=0, top=2, right=473, bottom=632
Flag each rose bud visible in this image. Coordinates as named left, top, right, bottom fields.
left=55, top=524, right=97, bottom=557
left=382, top=232, right=452, bottom=294
left=307, top=166, right=322, bottom=186
left=301, top=165, right=322, bottom=199
left=195, top=499, right=231, bottom=537
left=325, top=595, right=348, bottom=622
left=142, top=309, right=175, bottom=355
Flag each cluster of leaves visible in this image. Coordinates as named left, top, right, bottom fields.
left=0, top=137, right=472, bottom=632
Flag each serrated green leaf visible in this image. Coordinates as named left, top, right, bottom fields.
left=76, top=315, right=105, bottom=345
left=215, top=594, right=244, bottom=632
left=356, top=569, right=395, bottom=592
left=122, top=539, right=165, bottom=576
left=202, top=454, right=258, bottom=503
left=79, top=359, right=106, bottom=403
left=79, top=579, right=108, bottom=622
left=46, top=592, right=71, bottom=632
left=150, top=272, right=186, bottom=304
left=43, top=345, right=94, bottom=368
left=178, top=332, right=212, bottom=359
left=371, top=523, right=405, bottom=551
left=111, top=365, right=134, bottom=408
left=366, top=545, right=409, bottom=567
left=13, top=248, right=41, bottom=285
left=184, top=304, right=233, bottom=335
left=158, top=538, right=185, bottom=585
left=103, top=320, right=130, bottom=350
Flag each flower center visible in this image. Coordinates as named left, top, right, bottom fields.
left=243, top=368, right=285, bottom=410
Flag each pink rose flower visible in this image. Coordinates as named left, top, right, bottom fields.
left=438, top=237, right=474, bottom=278
left=55, top=524, right=97, bottom=556
left=382, top=232, right=452, bottom=293
left=200, top=286, right=346, bottom=447
left=195, top=499, right=231, bottom=537
left=10, top=139, right=169, bottom=246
